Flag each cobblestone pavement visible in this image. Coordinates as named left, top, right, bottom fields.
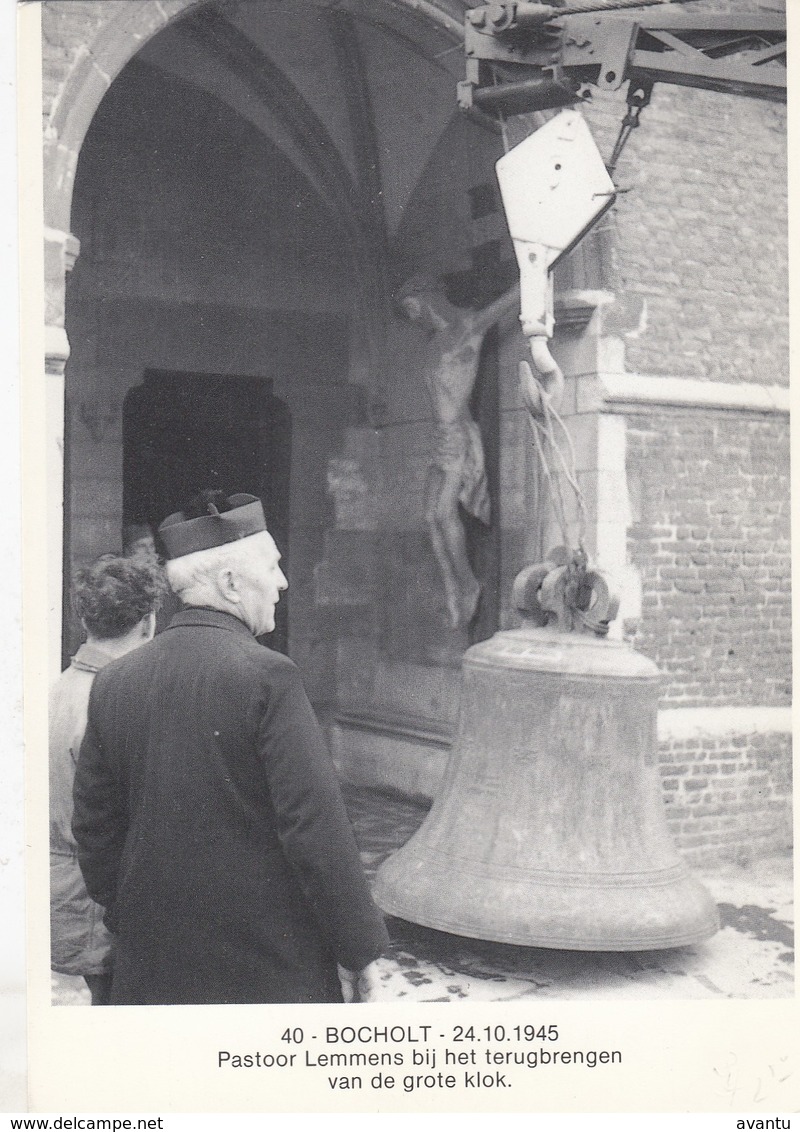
left=51, top=786, right=794, bottom=1006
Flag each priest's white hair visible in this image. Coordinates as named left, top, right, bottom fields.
left=166, top=531, right=271, bottom=606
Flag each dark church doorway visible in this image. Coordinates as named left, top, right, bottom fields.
left=122, top=369, right=291, bottom=653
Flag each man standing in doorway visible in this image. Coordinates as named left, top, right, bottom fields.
left=398, top=275, right=519, bottom=630
left=73, top=490, right=389, bottom=1004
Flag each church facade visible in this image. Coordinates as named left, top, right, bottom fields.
left=37, top=0, right=790, bottom=864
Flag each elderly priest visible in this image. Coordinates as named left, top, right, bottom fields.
left=73, top=490, right=389, bottom=1005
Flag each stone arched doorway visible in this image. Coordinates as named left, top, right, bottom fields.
left=53, top=0, right=523, bottom=742
left=42, top=0, right=470, bottom=678
left=61, top=43, right=358, bottom=681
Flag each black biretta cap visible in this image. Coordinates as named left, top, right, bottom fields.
left=158, top=492, right=267, bottom=560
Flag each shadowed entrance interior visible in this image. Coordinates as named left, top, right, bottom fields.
left=123, top=369, right=292, bottom=653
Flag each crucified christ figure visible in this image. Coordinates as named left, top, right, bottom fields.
left=398, top=275, right=520, bottom=630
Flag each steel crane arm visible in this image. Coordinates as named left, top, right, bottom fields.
left=575, top=12, right=787, bottom=101
left=460, top=3, right=786, bottom=414
left=459, top=4, right=787, bottom=116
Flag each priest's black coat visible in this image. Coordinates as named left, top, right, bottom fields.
left=72, top=607, right=389, bottom=1005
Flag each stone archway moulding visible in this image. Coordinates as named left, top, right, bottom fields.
left=43, top=0, right=465, bottom=365
left=44, top=0, right=463, bottom=234
left=44, top=0, right=208, bottom=372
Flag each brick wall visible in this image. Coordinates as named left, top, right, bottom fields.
left=626, top=411, right=790, bottom=708
left=623, top=404, right=791, bottom=862
left=581, top=0, right=788, bottom=384
left=596, top=0, right=791, bottom=862
left=660, top=730, right=792, bottom=866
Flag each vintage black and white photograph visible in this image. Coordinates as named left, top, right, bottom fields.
left=15, top=0, right=797, bottom=1115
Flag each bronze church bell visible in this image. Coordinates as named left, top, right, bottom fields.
left=373, top=550, right=719, bottom=950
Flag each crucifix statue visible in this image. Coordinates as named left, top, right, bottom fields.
left=397, top=275, right=520, bottom=630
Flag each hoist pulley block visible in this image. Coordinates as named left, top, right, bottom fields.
left=495, top=108, right=615, bottom=340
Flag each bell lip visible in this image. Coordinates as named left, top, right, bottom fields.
left=373, top=860, right=720, bottom=951
left=374, top=892, right=720, bottom=952
left=378, top=911, right=720, bottom=952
